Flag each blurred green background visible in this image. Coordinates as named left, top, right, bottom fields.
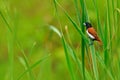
left=0, top=0, right=120, bottom=80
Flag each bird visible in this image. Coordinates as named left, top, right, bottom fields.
left=83, top=22, right=102, bottom=45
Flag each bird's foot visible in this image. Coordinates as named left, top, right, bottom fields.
left=89, top=41, right=94, bottom=46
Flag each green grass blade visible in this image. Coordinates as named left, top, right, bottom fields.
left=50, top=25, right=92, bottom=80
left=16, top=41, right=35, bottom=80
left=0, top=3, right=35, bottom=79
left=116, top=0, right=120, bottom=79
left=79, top=0, right=89, bottom=79
left=106, top=0, right=112, bottom=66
left=0, top=2, right=14, bottom=79
left=18, top=56, right=35, bottom=80
left=50, top=25, right=76, bottom=80
left=62, top=37, right=75, bottom=80
left=65, top=41, right=92, bottom=80
left=96, top=52, right=114, bottom=80
left=79, top=0, right=89, bottom=22
left=54, top=0, right=89, bottom=43
left=50, top=25, right=75, bottom=80
left=49, top=25, right=62, bottom=38
left=74, top=0, right=81, bottom=25
left=7, top=29, right=14, bottom=80
left=116, top=8, right=120, bottom=14
left=90, top=45, right=99, bottom=80
left=106, top=0, right=112, bottom=38
left=29, top=42, right=36, bottom=57
left=64, top=11, right=86, bottom=79
left=111, top=0, right=115, bottom=32
left=64, top=12, right=88, bottom=43
left=103, top=10, right=109, bottom=68
left=53, top=1, right=91, bottom=80
left=17, top=54, right=51, bottom=80
left=53, top=0, right=63, bottom=33
left=74, top=0, right=85, bottom=79
left=92, top=0, right=103, bottom=40
left=118, top=56, right=120, bottom=80
left=0, top=10, right=12, bottom=33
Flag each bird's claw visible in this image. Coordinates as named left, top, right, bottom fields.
left=89, top=40, right=94, bottom=46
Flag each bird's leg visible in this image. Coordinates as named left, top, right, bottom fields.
left=89, top=39, right=94, bottom=46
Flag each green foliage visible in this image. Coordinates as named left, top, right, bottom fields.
left=53, top=0, right=120, bottom=80
left=0, top=0, right=120, bottom=80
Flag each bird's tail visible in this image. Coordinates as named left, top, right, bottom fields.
left=97, top=39, right=102, bottom=45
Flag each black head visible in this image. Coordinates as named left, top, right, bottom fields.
left=83, top=22, right=92, bottom=29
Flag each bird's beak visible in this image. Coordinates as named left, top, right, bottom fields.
left=83, top=23, right=86, bottom=26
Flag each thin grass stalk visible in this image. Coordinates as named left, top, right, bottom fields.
left=54, top=0, right=89, bottom=43
left=17, top=54, right=50, bottom=80
left=96, top=52, right=114, bottom=80
left=90, top=45, right=99, bottom=80
left=0, top=11, right=12, bottom=33
left=92, top=0, right=103, bottom=40
left=67, top=43, right=92, bottom=80
left=65, top=37, right=92, bottom=80
left=81, top=22, right=86, bottom=80
left=106, top=0, right=111, bottom=66
left=116, top=1, right=120, bottom=79
left=65, top=26, right=73, bottom=46
left=0, top=2, right=14, bottom=79
left=85, top=45, right=93, bottom=76
left=63, top=36, right=93, bottom=80
left=103, top=5, right=115, bottom=79
left=79, top=0, right=89, bottom=21
left=64, top=11, right=89, bottom=43
left=79, top=0, right=89, bottom=79
left=53, top=0, right=63, bottom=36
left=79, top=0, right=99, bottom=80
left=111, top=0, right=116, bottom=78
left=0, top=5, right=34, bottom=80
left=13, top=12, right=35, bottom=79
left=62, top=36, right=75, bottom=80
left=74, top=0, right=81, bottom=25
left=111, top=0, right=115, bottom=33
left=81, top=4, right=86, bottom=80
left=117, top=0, right=120, bottom=79
left=7, top=30, right=14, bottom=80
left=16, top=41, right=35, bottom=80
left=53, top=1, right=76, bottom=79
left=116, top=0, right=119, bottom=36
left=50, top=25, right=76, bottom=80
left=118, top=60, right=120, bottom=79
left=103, top=9, right=108, bottom=66
left=74, top=0, right=85, bottom=79
left=80, top=4, right=91, bottom=80
left=103, top=9, right=109, bottom=79
left=107, top=0, right=112, bottom=38
left=53, top=1, right=79, bottom=78
left=115, top=0, right=119, bottom=46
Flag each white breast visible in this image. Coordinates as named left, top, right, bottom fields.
left=86, top=30, right=95, bottom=39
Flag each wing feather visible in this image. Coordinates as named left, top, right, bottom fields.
left=87, top=27, right=100, bottom=41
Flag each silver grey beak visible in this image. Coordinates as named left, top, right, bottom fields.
left=83, top=23, right=86, bottom=26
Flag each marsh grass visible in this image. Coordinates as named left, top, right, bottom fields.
left=0, top=1, right=51, bottom=80
left=53, top=0, right=120, bottom=80
left=0, top=0, right=120, bottom=80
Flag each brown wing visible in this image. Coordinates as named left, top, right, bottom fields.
left=88, top=27, right=100, bottom=41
